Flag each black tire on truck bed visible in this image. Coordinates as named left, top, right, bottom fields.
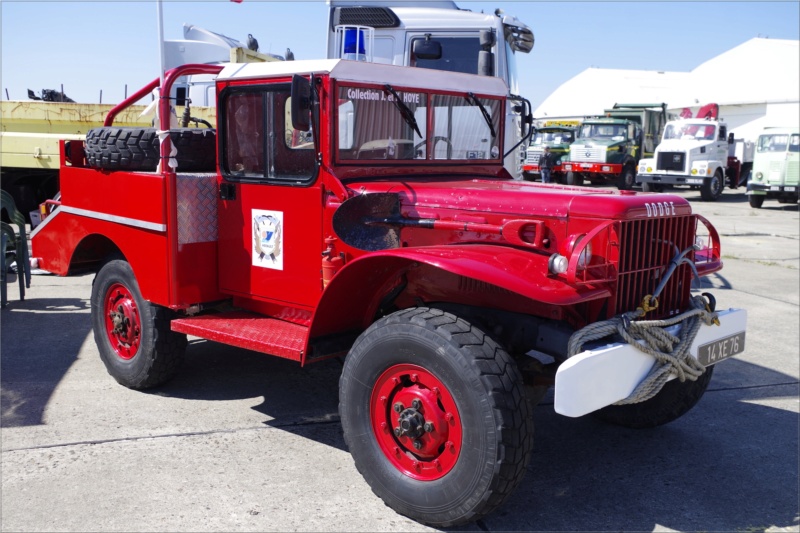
left=84, top=127, right=216, bottom=172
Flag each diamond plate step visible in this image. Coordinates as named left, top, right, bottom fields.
left=172, top=311, right=307, bottom=361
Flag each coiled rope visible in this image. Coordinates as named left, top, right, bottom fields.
left=567, top=294, right=719, bottom=405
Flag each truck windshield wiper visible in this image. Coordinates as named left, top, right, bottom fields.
left=465, top=92, right=496, bottom=139
left=384, top=84, right=423, bottom=138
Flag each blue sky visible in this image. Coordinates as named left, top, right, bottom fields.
left=2, top=1, right=798, bottom=112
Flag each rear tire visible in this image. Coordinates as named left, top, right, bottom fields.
left=748, top=195, right=765, bottom=208
left=91, top=259, right=187, bottom=389
left=700, top=170, right=724, bottom=201
left=85, top=127, right=216, bottom=172
left=593, top=366, right=715, bottom=429
left=339, top=307, right=533, bottom=527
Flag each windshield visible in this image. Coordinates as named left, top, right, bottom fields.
left=664, top=122, right=717, bottom=141
left=758, top=133, right=800, bottom=153
left=531, top=130, right=573, bottom=146
left=336, top=84, right=502, bottom=162
left=579, top=123, right=627, bottom=140
left=411, top=37, right=482, bottom=76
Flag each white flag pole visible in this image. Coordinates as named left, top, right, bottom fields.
left=157, top=0, right=166, bottom=90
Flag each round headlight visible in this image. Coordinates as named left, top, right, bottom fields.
left=755, top=171, right=763, bottom=180
left=647, top=166, right=653, bottom=173
left=574, top=236, right=593, bottom=270
left=691, top=168, right=698, bottom=175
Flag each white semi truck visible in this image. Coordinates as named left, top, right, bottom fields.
left=637, top=104, right=754, bottom=201
left=325, top=1, right=535, bottom=178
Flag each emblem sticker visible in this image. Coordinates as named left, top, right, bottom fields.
left=252, top=209, right=284, bottom=270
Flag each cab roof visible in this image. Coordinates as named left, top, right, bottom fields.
left=217, top=59, right=509, bottom=97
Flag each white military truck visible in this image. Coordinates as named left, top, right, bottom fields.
left=746, top=127, right=800, bottom=208
left=325, top=1, right=535, bottom=178
left=637, top=104, right=754, bottom=201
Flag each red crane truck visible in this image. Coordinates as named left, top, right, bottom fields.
left=31, top=60, right=748, bottom=527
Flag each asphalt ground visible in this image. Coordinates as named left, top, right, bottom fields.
left=1, top=185, right=798, bottom=532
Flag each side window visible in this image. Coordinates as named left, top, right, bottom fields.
left=221, top=86, right=316, bottom=184
left=719, top=125, right=727, bottom=141
left=224, top=91, right=265, bottom=176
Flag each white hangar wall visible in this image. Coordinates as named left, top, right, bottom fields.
left=533, top=38, right=799, bottom=141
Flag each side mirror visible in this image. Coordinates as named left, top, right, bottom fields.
left=412, top=35, right=442, bottom=60
left=479, top=30, right=496, bottom=50
left=478, top=50, right=494, bottom=76
left=728, top=132, right=735, bottom=144
left=290, top=75, right=311, bottom=132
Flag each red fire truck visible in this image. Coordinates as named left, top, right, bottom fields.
left=31, top=60, right=747, bottom=527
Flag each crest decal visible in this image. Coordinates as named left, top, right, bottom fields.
left=252, top=209, right=284, bottom=270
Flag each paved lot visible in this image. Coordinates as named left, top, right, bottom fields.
left=2, top=186, right=798, bottom=532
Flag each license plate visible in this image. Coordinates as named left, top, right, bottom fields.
left=770, top=186, right=780, bottom=191
left=581, top=163, right=592, bottom=168
left=786, top=187, right=796, bottom=192
left=696, top=331, right=746, bottom=367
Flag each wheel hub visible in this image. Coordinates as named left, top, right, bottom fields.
left=104, top=283, right=141, bottom=360
left=371, top=364, right=462, bottom=480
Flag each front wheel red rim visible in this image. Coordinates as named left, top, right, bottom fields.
left=370, top=363, right=462, bottom=480
left=103, top=282, right=141, bottom=360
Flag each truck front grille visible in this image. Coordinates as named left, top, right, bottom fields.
left=570, top=145, right=605, bottom=163
left=526, top=150, right=542, bottom=165
left=657, top=152, right=686, bottom=172
left=615, top=215, right=696, bottom=318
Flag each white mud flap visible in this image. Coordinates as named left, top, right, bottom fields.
left=554, top=308, right=747, bottom=418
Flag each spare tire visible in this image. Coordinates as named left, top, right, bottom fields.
left=84, top=127, right=216, bottom=172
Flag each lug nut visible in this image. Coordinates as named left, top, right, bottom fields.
left=413, top=440, right=423, bottom=450
left=394, top=427, right=402, bottom=437
left=393, top=402, right=404, bottom=413
left=411, top=399, right=422, bottom=410
left=423, top=422, right=434, bottom=432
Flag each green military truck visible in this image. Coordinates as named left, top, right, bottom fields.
left=746, top=127, right=799, bottom=208
left=522, top=123, right=577, bottom=182
left=563, top=103, right=668, bottom=190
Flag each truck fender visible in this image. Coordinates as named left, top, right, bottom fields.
left=308, top=244, right=611, bottom=340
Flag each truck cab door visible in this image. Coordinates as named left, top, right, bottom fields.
left=216, top=84, right=322, bottom=309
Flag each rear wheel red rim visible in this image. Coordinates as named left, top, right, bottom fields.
left=103, top=283, right=141, bottom=360
left=370, top=363, right=462, bottom=481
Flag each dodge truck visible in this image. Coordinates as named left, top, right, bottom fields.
left=31, top=60, right=747, bottom=527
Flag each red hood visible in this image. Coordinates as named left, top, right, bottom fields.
left=347, top=179, right=693, bottom=221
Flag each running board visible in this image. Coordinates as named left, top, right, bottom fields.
left=171, top=311, right=307, bottom=362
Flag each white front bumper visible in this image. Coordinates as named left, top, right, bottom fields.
left=554, top=308, right=747, bottom=417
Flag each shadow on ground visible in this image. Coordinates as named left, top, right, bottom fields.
left=1, top=297, right=91, bottom=427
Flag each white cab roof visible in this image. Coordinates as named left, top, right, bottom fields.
left=217, top=59, right=509, bottom=96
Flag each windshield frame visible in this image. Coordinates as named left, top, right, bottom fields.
left=332, top=80, right=505, bottom=168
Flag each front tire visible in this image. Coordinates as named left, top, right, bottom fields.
left=91, top=259, right=187, bottom=389
left=593, top=365, right=714, bottom=428
left=641, top=181, right=664, bottom=193
left=339, top=307, right=533, bottom=527
left=748, top=194, right=765, bottom=208
left=700, top=170, right=724, bottom=201
left=566, top=171, right=583, bottom=186
left=618, top=165, right=636, bottom=190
